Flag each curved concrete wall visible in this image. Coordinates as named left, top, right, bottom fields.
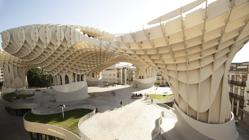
left=52, top=81, right=87, bottom=93
left=86, top=77, right=102, bottom=86
left=32, top=104, right=96, bottom=116
left=24, top=106, right=96, bottom=140
left=173, top=104, right=238, bottom=140
left=2, top=99, right=37, bottom=109
left=2, top=87, right=21, bottom=94
left=1, top=91, right=37, bottom=109
left=78, top=107, right=96, bottom=140
left=133, top=76, right=156, bottom=88
left=49, top=81, right=89, bottom=102
left=152, top=95, right=174, bottom=104
left=23, top=115, right=80, bottom=140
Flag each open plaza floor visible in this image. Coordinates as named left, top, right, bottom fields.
left=1, top=86, right=249, bottom=140
left=79, top=99, right=174, bottom=140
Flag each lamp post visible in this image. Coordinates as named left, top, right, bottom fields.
left=154, top=86, right=158, bottom=94
left=58, top=104, right=66, bottom=119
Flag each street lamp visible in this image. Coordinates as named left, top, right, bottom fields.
left=58, top=104, right=66, bottom=119
left=154, top=86, right=158, bottom=94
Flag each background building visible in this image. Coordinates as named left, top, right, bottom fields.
left=0, top=68, right=4, bottom=89
left=100, top=63, right=136, bottom=85
left=0, top=68, right=4, bottom=82
left=229, top=62, right=249, bottom=126
left=155, top=72, right=168, bottom=87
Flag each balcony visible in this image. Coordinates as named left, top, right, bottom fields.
left=229, top=92, right=244, bottom=101
left=228, top=80, right=246, bottom=87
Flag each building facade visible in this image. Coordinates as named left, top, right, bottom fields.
left=155, top=72, right=168, bottom=87
left=0, top=68, right=3, bottom=82
left=100, top=63, right=136, bottom=85
left=229, top=62, right=249, bottom=126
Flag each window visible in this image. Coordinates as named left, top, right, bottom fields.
left=240, top=87, right=245, bottom=96
left=232, top=75, right=235, bottom=81
left=242, top=75, right=247, bottom=82
left=230, top=85, right=233, bottom=92
left=236, top=75, right=240, bottom=81
left=235, top=86, right=238, bottom=94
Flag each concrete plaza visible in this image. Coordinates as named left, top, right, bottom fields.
left=79, top=99, right=169, bottom=140
left=0, top=86, right=249, bottom=140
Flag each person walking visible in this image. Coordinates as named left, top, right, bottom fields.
left=120, top=100, right=123, bottom=106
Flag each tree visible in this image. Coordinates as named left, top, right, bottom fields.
left=27, top=68, right=52, bottom=87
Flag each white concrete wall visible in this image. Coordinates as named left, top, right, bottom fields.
left=78, top=107, right=96, bottom=140
left=153, top=96, right=174, bottom=104
left=2, top=99, right=37, bottom=109
left=24, top=119, right=80, bottom=140
left=24, top=106, right=96, bottom=140
left=49, top=81, right=89, bottom=102
left=1, top=87, right=17, bottom=94
left=86, top=76, right=102, bottom=86
left=133, top=76, right=156, bottom=88
left=52, top=81, right=87, bottom=93
left=173, top=104, right=238, bottom=140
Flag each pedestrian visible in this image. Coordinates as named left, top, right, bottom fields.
left=120, top=100, right=123, bottom=106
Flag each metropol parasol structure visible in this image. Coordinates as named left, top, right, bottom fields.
left=0, top=0, right=249, bottom=139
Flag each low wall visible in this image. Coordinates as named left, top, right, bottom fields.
left=2, top=87, right=20, bottom=94
left=133, top=76, right=156, bottom=89
left=152, top=96, right=174, bottom=104
left=49, top=81, right=89, bottom=102
left=24, top=106, right=96, bottom=140
left=78, top=107, right=96, bottom=140
left=52, top=81, right=87, bottom=93
left=1, top=93, right=37, bottom=109
left=24, top=117, right=80, bottom=140
left=2, top=100, right=37, bottom=109
left=86, top=77, right=101, bottom=86
left=32, top=104, right=95, bottom=115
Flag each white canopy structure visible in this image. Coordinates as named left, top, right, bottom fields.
left=1, top=0, right=249, bottom=139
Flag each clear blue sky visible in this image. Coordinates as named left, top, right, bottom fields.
left=0, top=0, right=248, bottom=62
left=0, top=0, right=187, bottom=33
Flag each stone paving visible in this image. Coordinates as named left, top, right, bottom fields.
left=80, top=86, right=249, bottom=140
left=79, top=86, right=173, bottom=140
left=79, top=99, right=167, bottom=140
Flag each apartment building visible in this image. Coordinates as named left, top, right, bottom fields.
left=100, top=63, right=136, bottom=85
left=155, top=72, right=168, bottom=87
left=0, top=68, right=3, bottom=82
left=229, top=62, right=249, bottom=125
